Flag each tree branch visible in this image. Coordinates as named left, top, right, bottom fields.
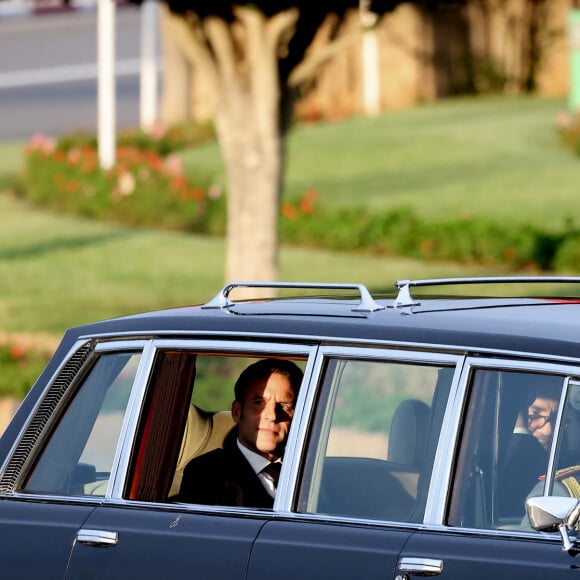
left=288, top=25, right=363, bottom=87
left=162, top=6, right=219, bottom=95
left=204, top=15, right=238, bottom=87
left=267, top=8, right=300, bottom=58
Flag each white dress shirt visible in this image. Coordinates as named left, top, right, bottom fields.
left=237, top=439, right=281, bottom=498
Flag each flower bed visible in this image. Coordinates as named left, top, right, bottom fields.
left=23, top=132, right=226, bottom=235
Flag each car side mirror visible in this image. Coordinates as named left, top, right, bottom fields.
left=526, top=496, right=580, bottom=555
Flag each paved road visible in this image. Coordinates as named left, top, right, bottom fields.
left=0, top=5, right=158, bottom=141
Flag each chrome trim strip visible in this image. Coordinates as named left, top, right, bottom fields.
left=422, top=357, right=468, bottom=524
left=77, top=329, right=580, bottom=367
left=2, top=492, right=103, bottom=505
left=3, top=493, right=564, bottom=542
left=274, top=346, right=322, bottom=511
left=94, top=340, right=149, bottom=352
left=108, top=340, right=156, bottom=499
left=544, top=379, right=569, bottom=497
left=143, top=339, right=313, bottom=356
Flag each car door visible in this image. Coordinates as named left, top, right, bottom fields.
left=66, top=341, right=312, bottom=579
left=0, top=341, right=143, bottom=579
left=395, top=360, right=580, bottom=580
left=246, top=347, right=461, bottom=580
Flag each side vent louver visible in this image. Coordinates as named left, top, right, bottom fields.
left=0, top=340, right=96, bottom=494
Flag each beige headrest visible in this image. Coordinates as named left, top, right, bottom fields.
left=169, top=405, right=235, bottom=498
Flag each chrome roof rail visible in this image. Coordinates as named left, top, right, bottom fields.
left=202, top=282, right=385, bottom=313
left=393, top=276, right=580, bottom=308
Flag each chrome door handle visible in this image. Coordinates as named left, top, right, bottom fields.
left=75, top=529, right=118, bottom=548
left=397, top=557, right=444, bottom=576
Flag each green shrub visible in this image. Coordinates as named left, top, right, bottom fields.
left=279, top=192, right=571, bottom=271
left=554, top=233, right=580, bottom=272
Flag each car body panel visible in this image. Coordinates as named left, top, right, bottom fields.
left=0, top=499, right=95, bottom=579
left=66, top=504, right=267, bottom=580
left=247, top=518, right=412, bottom=580
left=400, top=530, right=575, bottom=579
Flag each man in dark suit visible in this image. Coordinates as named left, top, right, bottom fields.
left=177, top=358, right=303, bottom=508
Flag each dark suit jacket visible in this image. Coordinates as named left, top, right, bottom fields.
left=497, top=432, right=548, bottom=517
left=176, top=430, right=274, bottom=508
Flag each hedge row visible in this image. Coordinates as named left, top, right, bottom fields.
left=19, top=128, right=580, bottom=273
left=280, top=201, right=580, bottom=272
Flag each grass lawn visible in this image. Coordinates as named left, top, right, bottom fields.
left=185, top=95, right=579, bottom=229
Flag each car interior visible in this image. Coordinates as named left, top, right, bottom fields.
left=448, top=370, right=563, bottom=531
left=169, top=405, right=234, bottom=498
left=299, top=364, right=454, bottom=524
left=316, top=398, right=429, bottom=521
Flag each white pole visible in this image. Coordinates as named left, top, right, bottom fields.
left=98, top=0, right=116, bottom=170
left=140, top=0, right=158, bottom=130
left=362, top=29, right=380, bottom=117
left=359, top=0, right=381, bottom=117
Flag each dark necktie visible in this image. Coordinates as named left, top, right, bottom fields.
left=262, top=462, right=282, bottom=488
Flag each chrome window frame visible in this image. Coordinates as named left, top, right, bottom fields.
left=1, top=339, right=148, bottom=500
left=106, top=338, right=316, bottom=504
left=276, top=345, right=463, bottom=519
left=3, top=337, right=317, bottom=504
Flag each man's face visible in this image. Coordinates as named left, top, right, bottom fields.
left=232, top=372, right=296, bottom=461
left=528, top=396, right=558, bottom=450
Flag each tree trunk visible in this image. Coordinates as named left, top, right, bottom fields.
left=218, top=91, right=283, bottom=285
left=214, top=9, right=289, bottom=288
left=192, top=7, right=297, bottom=290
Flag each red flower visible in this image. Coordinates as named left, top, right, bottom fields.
left=282, top=203, right=297, bottom=219
left=10, top=345, right=26, bottom=360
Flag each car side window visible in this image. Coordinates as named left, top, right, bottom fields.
left=125, top=350, right=307, bottom=504
left=448, top=369, right=565, bottom=530
left=297, top=357, right=454, bottom=523
left=22, top=352, right=140, bottom=497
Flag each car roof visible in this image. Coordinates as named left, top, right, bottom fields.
left=66, top=278, right=580, bottom=363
